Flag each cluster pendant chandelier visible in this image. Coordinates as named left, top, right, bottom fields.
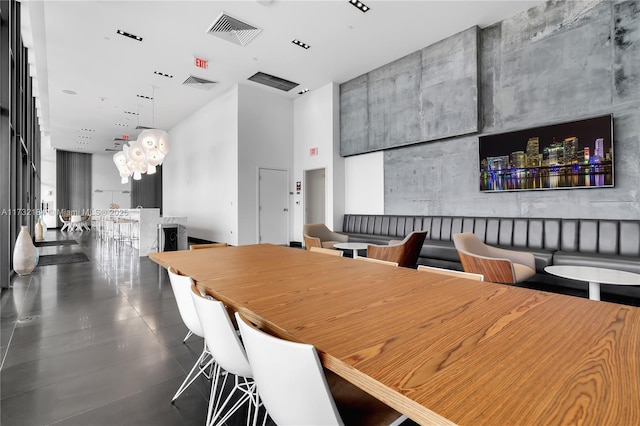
left=113, top=88, right=170, bottom=184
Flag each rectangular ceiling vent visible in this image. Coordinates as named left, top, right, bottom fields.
left=248, top=72, right=299, bottom=92
left=206, top=12, right=261, bottom=47
left=183, top=75, right=219, bottom=90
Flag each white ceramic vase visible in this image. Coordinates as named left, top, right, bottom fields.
left=35, top=219, right=44, bottom=241
left=40, top=212, right=48, bottom=235
left=13, top=226, right=36, bottom=275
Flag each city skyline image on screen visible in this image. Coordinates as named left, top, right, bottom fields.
left=479, top=114, right=613, bottom=192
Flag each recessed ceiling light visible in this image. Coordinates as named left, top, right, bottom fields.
left=348, top=0, right=370, bottom=12
left=136, top=94, right=153, bottom=100
left=154, top=71, right=173, bottom=79
left=292, top=39, right=310, bottom=49
left=62, top=89, right=77, bottom=95
left=124, top=111, right=139, bottom=115
left=116, top=29, right=143, bottom=42
left=298, top=88, right=310, bottom=95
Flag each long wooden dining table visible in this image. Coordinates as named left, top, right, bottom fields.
left=150, top=244, right=640, bottom=425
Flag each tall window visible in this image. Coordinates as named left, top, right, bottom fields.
left=0, top=0, right=42, bottom=288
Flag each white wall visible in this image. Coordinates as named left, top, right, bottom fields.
left=292, top=83, right=343, bottom=242
left=330, top=84, right=345, bottom=231
left=92, top=154, right=131, bottom=211
left=164, top=86, right=239, bottom=245
left=237, top=84, right=293, bottom=245
left=40, top=134, right=57, bottom=228
left=345, top=151, right=384, bottom=214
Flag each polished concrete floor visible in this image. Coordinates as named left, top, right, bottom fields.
left=1, top=230, right=228, bottom=425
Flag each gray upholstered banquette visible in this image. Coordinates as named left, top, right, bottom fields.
left=342, top=215, right=640, bottom=298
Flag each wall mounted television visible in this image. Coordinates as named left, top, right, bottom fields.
left=479, top=114, right=613, bottom=192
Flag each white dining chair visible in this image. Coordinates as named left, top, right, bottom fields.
left=236, top=312, right=407, bottom=426
left=356, top=257, right=399, bottom=267
left=417, top=265, right=484, bottom=281
left=59, top=214, right=71, bottom=232
left=190, top=285, right=264, bottom=426
left=70, top=215, right=83, bottom=232
left=310, top=247, right=343, bottom=257
left=167, top=267, right=214, bottom=403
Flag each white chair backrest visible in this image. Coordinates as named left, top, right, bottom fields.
left=236, top=312, right=343, bottom=426
left=417, top=265, right=484, bottom=281
left=310, top=247, right=343, bottom=257
left=356, top=257, right=398, bottom=267
left=190, top=286, right=252, bottom=378
left=167, top=267, right=203, bottom=338
left=71, top=215, right=82, bottom=223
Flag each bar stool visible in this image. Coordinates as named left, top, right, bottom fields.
left=92, top=215, right=102, bottom=238
left=118, top=219, right=134, bottom=246
left=100, top=216, right=112, bottom=241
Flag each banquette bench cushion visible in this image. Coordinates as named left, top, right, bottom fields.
left=343, top=214, right=640, bottom=297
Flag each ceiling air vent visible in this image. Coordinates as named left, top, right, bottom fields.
left=248, top=72, right=299, bottom=92
left=183, top=75, right=219, bottom=90
left=206, top=12, right=261, bottom=46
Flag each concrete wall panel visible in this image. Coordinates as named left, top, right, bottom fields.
left=420, top=26, right=479, bottom=141
left=496, top=1, right=612, bottom=128
left=339, top=75, right=368, bottom=156
left=340, top=27, right=479, bottom=156
left=613, top=1, right=640, bottom=102
left=368, top=51, right=422, bottom=151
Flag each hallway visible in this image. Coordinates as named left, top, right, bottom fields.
left=1, top=230, right=210, bottom=425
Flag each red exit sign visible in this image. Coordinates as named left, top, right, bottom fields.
left=309, top=147, right=318, bottom=156
left=195, top=57, right=208, bottom=69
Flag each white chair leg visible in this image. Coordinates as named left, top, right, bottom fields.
left=183, top=330, right=193, bottom=343
left=207, top=363, right=223, bottom=426
left=389, top=415, right=408, bottom=426
left=209, top=376, right=259, bottom=426
left=171, top=344, right=213, bottom=402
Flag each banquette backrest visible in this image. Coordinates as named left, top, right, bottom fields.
left=343, top=215, right=421, bottom=239
left=559, top=219, right=640, bottom=256
left=343, top=214, right=640, bottom=257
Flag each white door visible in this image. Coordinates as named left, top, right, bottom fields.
left=304, top=168, right=325, bottom=224
left=259, top=168, right=289, bottom=245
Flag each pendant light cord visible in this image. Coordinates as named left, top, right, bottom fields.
left=152, top=86, right=155, bottom=128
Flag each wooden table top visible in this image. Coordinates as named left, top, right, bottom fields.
left=150, top=244, right=640, bottom=425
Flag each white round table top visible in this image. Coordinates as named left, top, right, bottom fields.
left=545, top=265, right=640, bottom=286
left=333, top=242, right=370, bottom=250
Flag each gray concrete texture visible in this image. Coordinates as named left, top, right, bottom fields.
left=380, top=0, right=640, bottom=220
left=340, top=26, right=479, bottom=156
